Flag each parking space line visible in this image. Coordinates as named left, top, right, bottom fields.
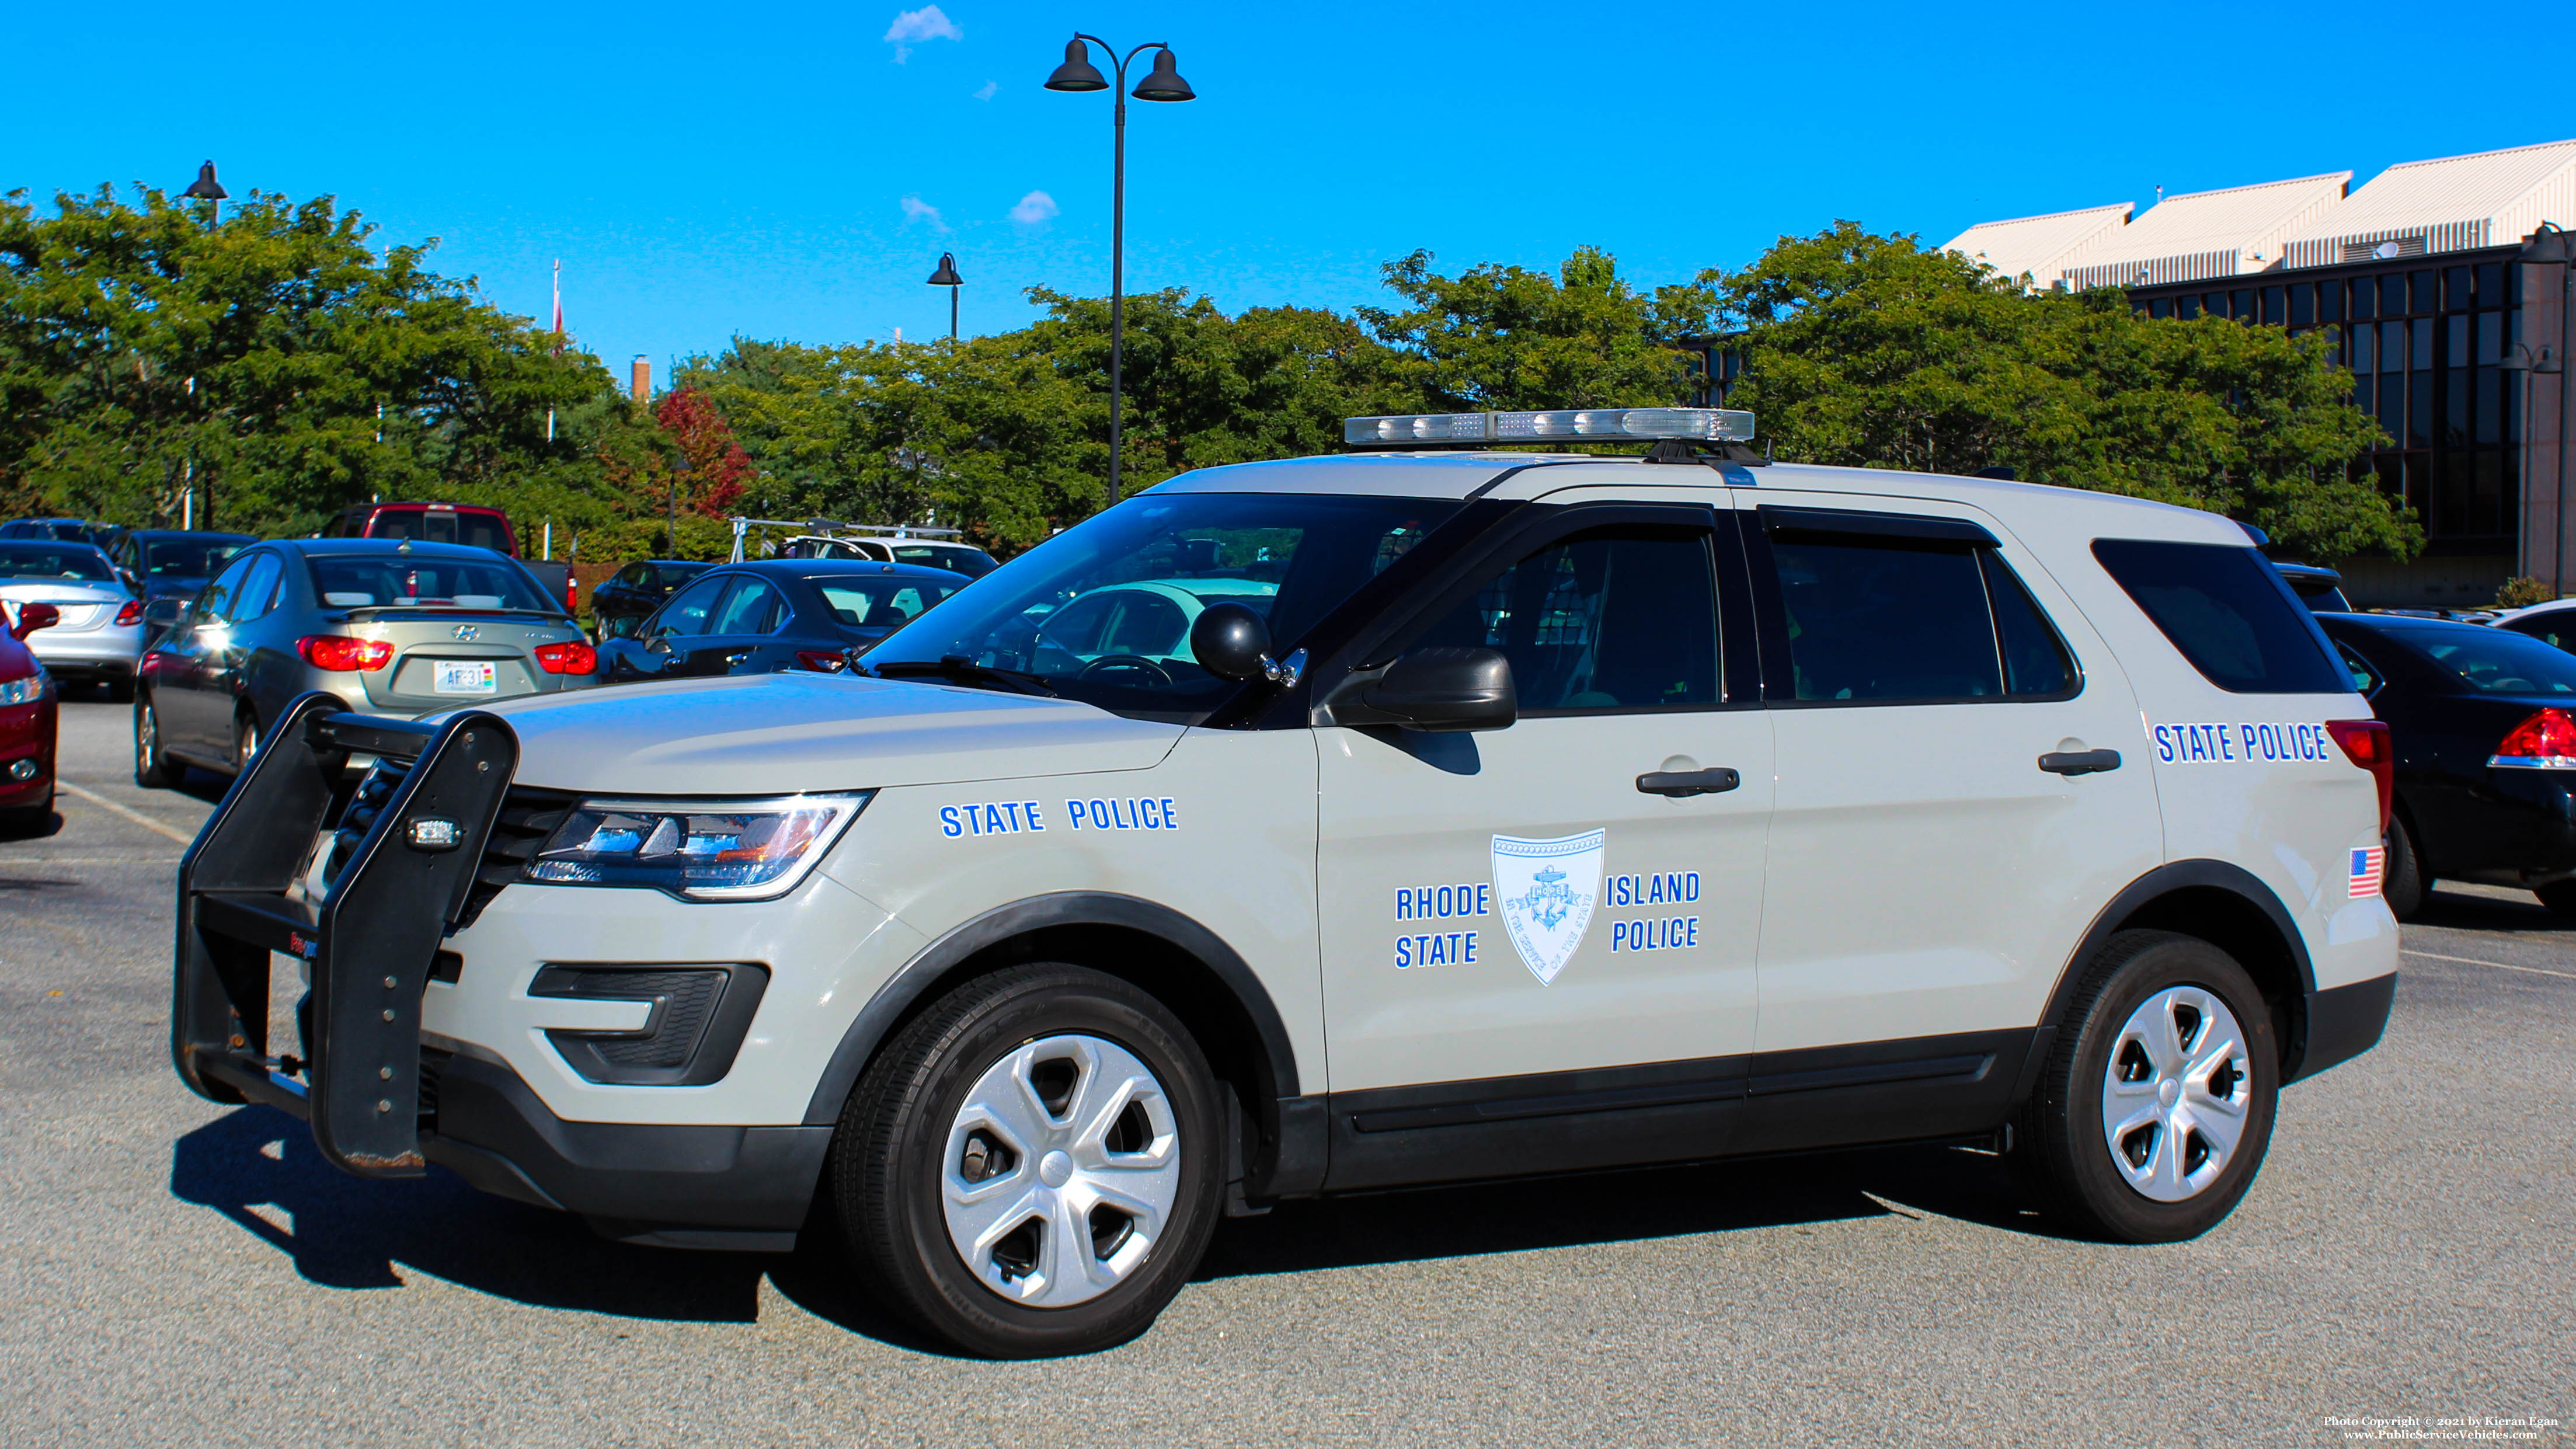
left=2403, top=949, right=2576, bottom=982
left=53, top=782, right=199, bottom=846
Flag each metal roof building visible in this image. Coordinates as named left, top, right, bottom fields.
left=2057, top=173, right=2352, bottom=291
left=2283, top=140, right=2576, bottom=270
left=1939, top=203, right=2131, bottom=288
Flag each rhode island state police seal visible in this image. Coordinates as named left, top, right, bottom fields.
left=1491, top=830, right=1604, bottom=985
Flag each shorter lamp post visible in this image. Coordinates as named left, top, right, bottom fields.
left=2504, top=341, right=2567, bottom=595
left=927, top=252, right=963, bottom=341
left=182, top=160, right=228, bottom=225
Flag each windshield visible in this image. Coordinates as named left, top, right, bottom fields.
left=0, top=542, right=115, bottom=581
left=141, top=537, right=246, bottom=579
left=2382, top=623, right=2576, bottom=696
left=890, top=543, right=998, bottom=577
left=304, top=553, right=559, bottom=612
left=865, top=492, right=1460, bottom=716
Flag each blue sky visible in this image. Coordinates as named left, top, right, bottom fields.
left=7, top=0, right=2565, bottom=379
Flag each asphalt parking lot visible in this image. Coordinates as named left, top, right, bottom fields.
left=2, top=694, right=2568, bottom=1448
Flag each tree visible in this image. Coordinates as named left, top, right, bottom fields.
left=0, top=183, right=612, bottom=536
left=1710, top=222, right=2411, bottom=562
left=1359, top=245, right=1711, bottom=412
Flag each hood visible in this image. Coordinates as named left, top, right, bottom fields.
left=481, top=672, right=1182, bottom=795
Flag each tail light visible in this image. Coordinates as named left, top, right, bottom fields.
left=2326, top=718, right=2393, bottom=832
left=114, top=598, right=144, bottom=628
left=535, top=641, right=596, bottom=675
left=795, top=649, right=850, bottom=673
left=297, top=635, right=394, bottom=671
left=567, top=577, right=579, bottom=615
left=2489, top=708, right=2576, bottom=769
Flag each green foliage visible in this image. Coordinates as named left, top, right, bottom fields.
left=1359, top=245, right=1711, bottom=411
left=0, top=183, right=628, bottom=539
left=1711, top=222, right=2410, bottom=562
left=2497, top=576, right=2556, bottom=609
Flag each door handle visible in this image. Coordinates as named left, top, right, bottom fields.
left=2038, top=749, right=2122, bottom=776
left=722, top=650, right=752, bottom=664
left=1635, top=767, right=1741, bottom=797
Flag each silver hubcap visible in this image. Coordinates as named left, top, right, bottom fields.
left=2101, top=985, right=2253, bottom=1201
left=138, top=708, right=156, bottom=767
left=941, top=1033, right=1180, bottom=1308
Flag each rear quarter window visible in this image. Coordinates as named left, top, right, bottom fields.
left=2092, top=538, right=2349, bottom=694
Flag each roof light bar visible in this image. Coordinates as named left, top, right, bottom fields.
left=1343, top=407, right=1756, bottom=448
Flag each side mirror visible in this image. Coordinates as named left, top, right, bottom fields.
left=601, top=613, right=640, bottom=640
left=10, top=602, right=60, bottom=640
left=143, top=597, right=187, bottom=630
left=1323, top=647, right=1517, bottom=733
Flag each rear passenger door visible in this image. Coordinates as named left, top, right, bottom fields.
left=1742, top=497, right=2163, bottom=1145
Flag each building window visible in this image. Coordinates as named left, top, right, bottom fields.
left=2352, top=276, right=2377, bottom=319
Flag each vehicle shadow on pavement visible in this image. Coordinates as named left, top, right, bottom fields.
left=2409, top=886, right=2567, bottom=934
left=1196, top=1141, right=2074, bottom=1280
left=169, top=1105, right=768, bottom=1322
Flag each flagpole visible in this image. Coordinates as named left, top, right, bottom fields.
left=546, top=259, right=562, bottom=444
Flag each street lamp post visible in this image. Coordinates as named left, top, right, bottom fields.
left=1044, top=34, right=1196, bottom=508
left=180, top=162, right=229, bottom=531
left=927, top=252, right=963, bottom=341
left=182, top=159, right=228, bottom=225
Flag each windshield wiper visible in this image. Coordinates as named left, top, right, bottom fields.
left=866, top=655, right=1059, bottom=698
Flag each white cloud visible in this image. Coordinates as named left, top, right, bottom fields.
left=1008, top=190, right=1059, bottom=227
left=973, top=80, right=997, bottom=101
left=900, top=195, right=947, bottom=232
left=884, top=5, right=961, bottom=62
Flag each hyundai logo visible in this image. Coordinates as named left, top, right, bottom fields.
left=452, top=624, right=480, bottom=641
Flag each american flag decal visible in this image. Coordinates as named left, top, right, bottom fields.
left=2350, top=847, right=2386, bottom=898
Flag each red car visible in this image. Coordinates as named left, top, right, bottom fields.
left=321, top=502, right=576, bottom=615
left=1, top=601, right=61, bottom=834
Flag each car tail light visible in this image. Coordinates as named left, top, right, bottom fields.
left=795, top=649, right=850, bottom=673
left=534, top=641, right=597, bottom=675
left=114, top=598, right=143, bottom=628
left=2490, top=708, right=2576, bottom=770
left=2327, top=718, right=2394, bottom=832
left=297, top=635, right=394, bottom=671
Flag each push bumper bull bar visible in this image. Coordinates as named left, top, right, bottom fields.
left=173, top=691, right=518, bottom=1177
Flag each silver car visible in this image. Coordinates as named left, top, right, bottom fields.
left=0, top=539, right=142, bottom=701
left=134, top=538, right=598, bottom=783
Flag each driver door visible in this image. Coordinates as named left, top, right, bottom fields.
left=158, top=553, right=257, bottom=758
left=614, top=572, right=727, bottom=681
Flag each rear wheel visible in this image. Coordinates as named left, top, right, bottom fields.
left=829, top=963, right=1222, bottom=1358
left=232, top=709, right=260, bottom=775
left=2017, top=931, right=2279, bottom=1242
left=2383, top=814, right=2427, bottom=920
left=133, top=694, right=180, bottom=789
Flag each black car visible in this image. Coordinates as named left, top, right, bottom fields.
left=2275, top=562, right=2354, bottom=612
left=594, top=559, right=965, bottom=683
left=2493, top=600, right=2576, bottom=653
left=590, top=559, right=716, bottom=637
left=2317, top=611, right=2576, bottom=918
left=105, top=530, right=255, bottom=605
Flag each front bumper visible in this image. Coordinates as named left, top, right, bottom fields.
left=423, top=1048, right=828, bottom=1247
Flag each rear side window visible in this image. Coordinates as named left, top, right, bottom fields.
left=2092, top=539, right=2349, bottom=694
left=1770, top=534, right=2073, bottom=702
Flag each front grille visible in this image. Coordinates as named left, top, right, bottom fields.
left=460, top=786, right=578, bottom=928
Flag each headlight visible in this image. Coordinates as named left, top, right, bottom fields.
left=0, top=674, right=46, bottom=706
left=524, top=792, right=872, bottom=900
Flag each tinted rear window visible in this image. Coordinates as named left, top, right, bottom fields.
left=304, top=554, right=556, bottom=611
left=2376, top=623, right=2576, bottom=696
left=0, top=542, right=114, bottom=580
left=2092, top=539, right=2349, bottom=694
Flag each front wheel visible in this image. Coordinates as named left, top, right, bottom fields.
left=2017, top=931, right=2279, bottom=1243
left=829, top=963, right=1222, bottom=1357
left=231, top=709, right=260, bottom=775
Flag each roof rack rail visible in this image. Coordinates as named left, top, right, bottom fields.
left=727, top=515, right=964, bottom=563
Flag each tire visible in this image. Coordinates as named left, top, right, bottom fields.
left=2016, top=930, right=2279, bottom=1243
left=2534, top=879, right=2576, bottom=918
left=232, top=709, right=260, bottom=775
left=2383, top=814, right=2427, bottom=920
left=829, top=963, right=1223, bottom=1358
left=133, top=694, right=180, bottom=789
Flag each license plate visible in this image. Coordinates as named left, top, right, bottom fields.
left=433, top=660, right=498, bottom=695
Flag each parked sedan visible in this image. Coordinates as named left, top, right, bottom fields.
left=2318, top=611, right=2576, bottom=918
left=594, top=559, right=963, bottom=683
left=589, top=559, right=715, bottom=638
left=2490, top=600, right=2576, bottom=654
left=133, top=538, right=597, bottom=785
left=106, top=529, right=254, bottom=607
left=1, top=601, right=60, bottom=834
left=0, top=540, right=142, bottom=700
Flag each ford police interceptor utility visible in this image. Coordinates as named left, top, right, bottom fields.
left=171, top=406, right=2399, bottom=1357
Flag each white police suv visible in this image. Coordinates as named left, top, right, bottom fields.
left=173, top=407, right=2399, bottom=1357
